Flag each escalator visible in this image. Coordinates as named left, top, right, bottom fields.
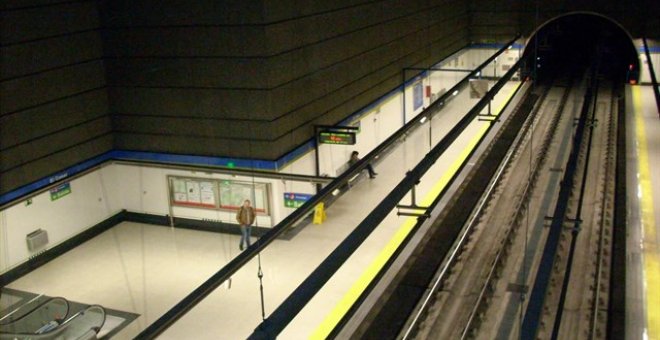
left=1, top=296, right=105, bottom=340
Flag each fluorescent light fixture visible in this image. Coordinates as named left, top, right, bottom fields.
left=508, top=45, right=513, bottom=49
left=452, top=90, right=459, bottom=96
left=476, top=71, right=481, bottom=77
left=420, top=116, right=427, bottom=123
left=332, top=189, right=341, bottom=196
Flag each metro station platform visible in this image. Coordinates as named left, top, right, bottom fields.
left=3, top=77, right=522, bottom=339
left=626, top=84, right=660, bottom=340
left=2, top=56, right=658, bottom=340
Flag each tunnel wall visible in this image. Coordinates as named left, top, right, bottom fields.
left=468, top=0, right=660, bottom=43
left=0, top=1, right=112, bottom=196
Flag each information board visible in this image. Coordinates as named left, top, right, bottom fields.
left=169, top=176, right=270, bottom=214
left=319, top=131, right=356, bottom=145
left=171, top=177, right=216, bottom=208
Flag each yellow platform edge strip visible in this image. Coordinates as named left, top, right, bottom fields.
left=633, top=86, right=659, bottom=340
left=310, top=81, right=522, bottom=339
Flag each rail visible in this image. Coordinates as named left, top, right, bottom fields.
left=399, top=78, right=537, bottom=340
left=134, top=35, right=521, bottom=339
left=248, top=47, right=525, bottom=339
left=0, top=159, right=332, bottom=212
left=521, top=66, right=597, bottom=339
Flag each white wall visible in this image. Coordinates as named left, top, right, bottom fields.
left=0, top=46, right=513, bottom=276
left=634, top=38, right=660, bottom=84
left=102, top=163, right=318, bottom=228
left=0, top=168, right=120, bottom=272
left=639, top=51, right=660, bottom=84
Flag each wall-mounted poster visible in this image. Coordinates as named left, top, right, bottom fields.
left=185, top=180, right=201, bottom=203
left=172, top=178, right=187, bottom=203
left=219, top=180, right=269, bottom=213
left=200, top=181, right=215, bottom=206
left=169, top=177, right=216, bottom=208
left=413, top=81, right=423, bottom=111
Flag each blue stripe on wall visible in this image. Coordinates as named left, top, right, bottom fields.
left=640, top=46, right=660, bottom=53
left=0, top=150, right=280, bottom=206
left=0, top=43, right=511, bottom=207
left=0, top=153, right=114, bottom=206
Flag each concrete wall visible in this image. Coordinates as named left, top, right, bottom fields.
left=102, top=0, right=470, bottom=161
left=0, top=0, right=112, bottom=196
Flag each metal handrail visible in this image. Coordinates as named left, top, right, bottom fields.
left=398, top=82, right=530, bottom=340
left=135, top=35, right=521, bottom=339
left=110, top=159, right=333, bottom=183
left=249, top=48, right=525, bottom=339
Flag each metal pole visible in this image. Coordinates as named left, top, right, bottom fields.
left=314, top=127, right=322, bottom=193
left=258, top=253, right=266, bottom=321
left=402, top=68, right=408, bottom=126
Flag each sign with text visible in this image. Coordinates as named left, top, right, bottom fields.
left=319, top=131, right=356, bottom=145
left=284, top=192, right=313, bottom=208
left=50, top=183, right=71, bottom=201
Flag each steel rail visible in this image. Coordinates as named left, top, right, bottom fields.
left=401, top=84, right=531, bottom=340
left=589, top=85, right=616, bottom=339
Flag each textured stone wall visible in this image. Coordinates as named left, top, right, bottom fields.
left=103, top=0, right=470, bottom=160
left=4, top=0, right=655, bottom=197
left=1, top=1, right=112, bottom=195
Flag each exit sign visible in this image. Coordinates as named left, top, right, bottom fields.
left=319, top=131, right=356, bottom=145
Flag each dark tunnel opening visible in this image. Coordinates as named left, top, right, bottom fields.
left=522, top=13, right=639, bottom=83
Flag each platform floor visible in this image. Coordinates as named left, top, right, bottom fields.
left=626, top=85, right=660, bottom=340
left=5, top=81, right=522, bottom=339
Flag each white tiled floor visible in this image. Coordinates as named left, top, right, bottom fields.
left=6, top=81, right=521, bottom=339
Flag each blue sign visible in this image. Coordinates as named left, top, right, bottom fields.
left=413, top=82, right=423, bottom=111
left=284, top=192, right=313, bottom=208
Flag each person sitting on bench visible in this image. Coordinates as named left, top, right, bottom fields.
left=349, top=151, right=377, bottom=179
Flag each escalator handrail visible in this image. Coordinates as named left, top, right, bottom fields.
left=0, top=305, right=106, bottom=340
left=0, top=296, right=69, bottom=329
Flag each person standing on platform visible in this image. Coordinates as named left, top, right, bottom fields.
left=349, top=151, right=377, bottom=179
left=236, top=199, right=256, bottom=250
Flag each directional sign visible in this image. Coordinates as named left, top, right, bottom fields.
left=284, top=192, right=313, bottom=208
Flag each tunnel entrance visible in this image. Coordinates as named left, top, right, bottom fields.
left=522, top=12, right=639, bottom=83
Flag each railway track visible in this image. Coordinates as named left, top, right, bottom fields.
left=405, top=74, right=575, bottom=339
left=403, top=69, right=619, bottom=339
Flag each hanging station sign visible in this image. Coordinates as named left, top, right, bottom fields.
left=318, top=131, right=356, bottom=145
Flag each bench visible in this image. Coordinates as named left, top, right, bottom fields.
left=336, top=162, right=363, bottom=189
